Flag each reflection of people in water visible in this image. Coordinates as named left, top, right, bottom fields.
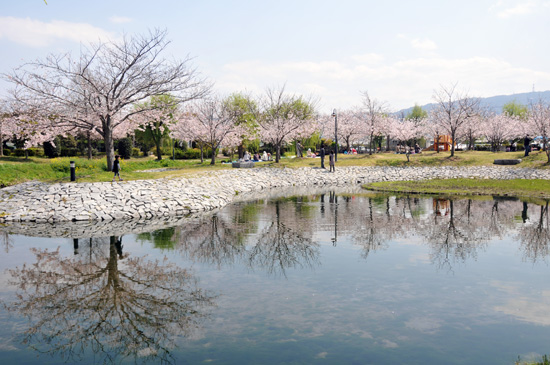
left=114, top=236, right=124, bottom=259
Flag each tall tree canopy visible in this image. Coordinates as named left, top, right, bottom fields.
left=4, top=29, right=210, bottom=170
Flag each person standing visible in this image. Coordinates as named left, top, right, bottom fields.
left=524, top=135, right=532, bottom=157
left=112, top=155, right=122, bottom=182
left=320, top=144, right=326, bottom=169
left=296, top=142, right=303, bottom=158
left=329, top=150, right=335, bottom=172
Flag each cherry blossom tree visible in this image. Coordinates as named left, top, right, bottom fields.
left=387, top=116, right=422, bottom=147
left=527, top=100, right=550, bottom=163
left=4, top=29, right=209, bottom=170
left=0, top=102, right=18, bottom=157
left=361, top=91, right=388, bottom=155
left=335, top=108, right=364, bottom=151
left=430, top=84, right=481, bottom=157
left=478, top=114, right=520, bottom=152
left=132, top=94, right=179, bottom=160
left=253, top=86, right=316, bottom=163
left=171, top=96, right=243, bottom=165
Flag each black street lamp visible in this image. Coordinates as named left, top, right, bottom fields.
left=331, top=109, right=338, bottom=162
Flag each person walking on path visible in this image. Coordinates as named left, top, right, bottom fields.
left=112, top=155, right=123, bottom=182
left=329, top=150, right=335, bottom=172
left=320, top=144, right=326, bottom=169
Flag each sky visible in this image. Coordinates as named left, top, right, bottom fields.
left=1, top=0, right=550, bottom=113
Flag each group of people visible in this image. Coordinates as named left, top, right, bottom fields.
left=242, top=151, right=271, bottom=162
left=396, top=143, right=421, bottom=154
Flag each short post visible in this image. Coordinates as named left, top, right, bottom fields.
left=70, top=161, right=76, bottom=182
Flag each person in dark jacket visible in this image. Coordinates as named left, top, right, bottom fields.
left=524, top=136, right=532, bottom=157
left=320, top=144, right=326, bottom=169
left=329, top=150, right=335, bottom=172
left=112, top=155, right=123, bottom=182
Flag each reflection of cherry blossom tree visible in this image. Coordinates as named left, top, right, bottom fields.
left=176, top=214, right=248, bottom=268
left=4, top=236, right=216, bottom=363
left=248, top=200, right=319, bottom=276
left=423, top=199, right=489, bottom=271
left=0, top=231, right=13, bottom=253
left=519, top=202, right=550, bottom=263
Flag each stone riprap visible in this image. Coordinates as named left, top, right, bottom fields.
left=1, top=166, right=549, bottom=224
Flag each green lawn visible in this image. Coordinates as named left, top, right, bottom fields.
left=1, top=149, right=549, bottom=188
left=364, top=178, right=550, bottom=199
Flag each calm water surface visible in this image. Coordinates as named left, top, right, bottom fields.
left=1, top=189, right=550, bottom=364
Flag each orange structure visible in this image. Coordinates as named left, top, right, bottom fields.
left=423, top=135, right=454, bottom=152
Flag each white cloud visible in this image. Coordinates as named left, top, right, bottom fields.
left=490, top=0, right=548, bottom=18
left=215, top=56, right=550, bottom=112
left=410, top=38, right=437, bottom=51
left=0, top=17, right=117, bottom=47
left=109, top=16, right=132, bottom=24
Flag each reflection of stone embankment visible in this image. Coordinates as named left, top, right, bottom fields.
left=1, top=166, right=549, bottom=224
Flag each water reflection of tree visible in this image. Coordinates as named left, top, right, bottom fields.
left=519, top=201, right=550, bottom=262
left=4, top=236, right=216, bottom=364
left=137, top=227, right=177, bottom=250
left=424, top=199, right=488, bottom=271
left=1, top=231, right=13, bottom=253
left=248, top=200, right=319, bottom=276
left=177, top=214, right=247, bottom=268
left=352, top=197, right=390, bottom=259
left=173, top=199, right=319, bottom=276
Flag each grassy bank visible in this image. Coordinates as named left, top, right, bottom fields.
left=0, top=156, right=230, bottom=187
left=0, top=149, right=549, bottom=187
left=364, top=178, right=550, bottom=199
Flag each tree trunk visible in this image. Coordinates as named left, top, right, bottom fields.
left=238, top=144, right=244, bottom=159
left=156, top=143, right=162, bottom=160
left=200, top=144, right=204, bottom=163
left=87, top=130, right=92, bottom=160
left=276, top=144, right=281, bottom=163
left=369, top=133, right=373, bottom=155
left=0, top=123, right=3, bottom=157
left=210, top=144, right=217, bottom=165
left=104, top=119, right=115, bottom=172
left=450, top=132, right=456, bottom=157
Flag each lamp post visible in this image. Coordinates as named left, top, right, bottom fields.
left=331, top=109, right=338, bottom=162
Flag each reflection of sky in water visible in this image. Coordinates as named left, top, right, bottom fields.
left=1, top=194, right=550, bottom=364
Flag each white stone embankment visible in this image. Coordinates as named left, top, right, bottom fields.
left=1, top=166, right=549, bottom=224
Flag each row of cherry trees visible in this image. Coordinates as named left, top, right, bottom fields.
left=2, top=29, right=550, bottom=165
left=326, top=85, right=550, bottom=161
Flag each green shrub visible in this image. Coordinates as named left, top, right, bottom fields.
left=2, top=148, right=11, bottom=156
left=117, top=138, right=133, bottom=159
left=44, top=140, right=61, bottom=158
left=60, top=147, right=79, bottom=157
left=179, top=148, right=201, bottom=159
left=28, top=147, right=45, bottom=157
left=14, top=149, right=26, bottom=157
left=132, top=148, right=141, bottom=157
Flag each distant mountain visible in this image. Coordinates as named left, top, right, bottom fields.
left=399, top=90, right=550, bottom=115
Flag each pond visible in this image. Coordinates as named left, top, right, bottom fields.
left=1, top=188, right=550, bottom=364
